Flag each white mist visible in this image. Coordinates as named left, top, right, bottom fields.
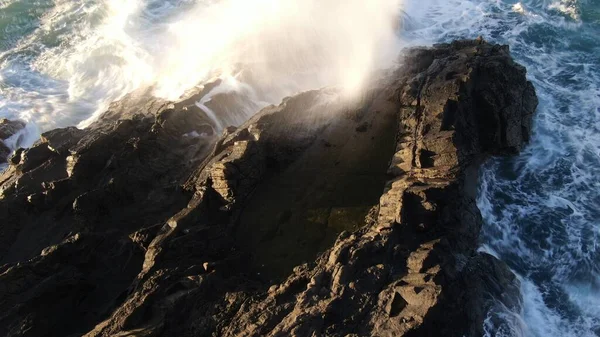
left=151, top=0, right=403, bottom=100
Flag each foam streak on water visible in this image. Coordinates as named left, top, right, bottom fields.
left=401, top=0, right=600, bottom=336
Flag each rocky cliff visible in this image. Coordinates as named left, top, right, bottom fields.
left=0, top=40, right=537, bottom=337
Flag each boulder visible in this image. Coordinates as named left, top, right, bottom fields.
left=0, top=119, right=26, bottom=163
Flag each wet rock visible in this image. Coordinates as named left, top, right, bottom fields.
left=0, top=40, right=537, bottom=337
left=0, top=118, right=25, bottom=140
left=0, top=142, right=9, bottom=162
left=0, top=119, right=25, bottom=163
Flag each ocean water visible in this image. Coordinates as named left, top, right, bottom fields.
left=0, top=0, right=599, bottom=336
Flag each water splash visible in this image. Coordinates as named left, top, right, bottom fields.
left=0, top=0, right=403, bottom=134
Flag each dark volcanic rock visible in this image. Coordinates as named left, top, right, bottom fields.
left=0, top=119, right=26, bottom=163
left=0, top=40, right=537, bottom=337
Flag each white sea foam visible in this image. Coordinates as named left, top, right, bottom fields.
left=512, top=2, right=527, bottom=15
left=549, top=0, right=581, bottom=21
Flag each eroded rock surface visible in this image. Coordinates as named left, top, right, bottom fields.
left=0, top=40, right=537, bottom=337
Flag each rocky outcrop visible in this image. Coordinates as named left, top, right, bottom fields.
left=0, top=119, right=25, bottom=163
left=0, top=84, right=228, bottom=337
left=0, top=40, right=537, bottom=337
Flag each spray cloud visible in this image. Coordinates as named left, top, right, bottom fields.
left=151, top=0, right=403, bottom=100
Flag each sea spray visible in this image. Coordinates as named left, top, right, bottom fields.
left=399, top=0, right=600, bottom=335
left=0, top=0, right=403, bottom=135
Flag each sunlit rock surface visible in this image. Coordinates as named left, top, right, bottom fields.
left=0, top=40, right=537, bottom=337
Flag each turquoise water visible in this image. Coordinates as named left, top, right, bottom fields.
left=0, top=1, right=599, bottom=336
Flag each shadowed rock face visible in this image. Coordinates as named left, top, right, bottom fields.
left=0, top=40, right=537, bottom=337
